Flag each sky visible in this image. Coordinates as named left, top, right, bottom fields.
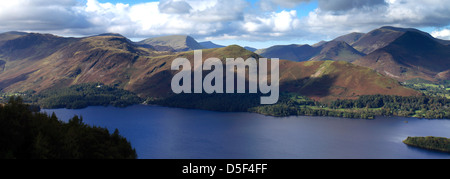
left=0, top=0, right=449, bottom=49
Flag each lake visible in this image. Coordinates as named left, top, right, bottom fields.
left=43, top=105, right=450, bottom=159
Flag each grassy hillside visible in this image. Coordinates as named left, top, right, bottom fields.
left=279, top=60, right=420, bottom=102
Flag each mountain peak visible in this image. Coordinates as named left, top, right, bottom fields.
left=94, top=33, right=125, bottom=38
left=354, top=30, right=450, bottom=81
left=379, top=26, right=419, bottom=32
left=0, top=31, right=29, bottom=44
left=199, top=41, right=225, bottom=49
left=2, top=31, right=28, bottom=36
left=215, top=44, right=254, bottom=53
left=256, top=44, right=318, bottom=62
left=309, top=41, right=365, bottom=62
left=257, top=41, right=363, bottom=62
left=351, top=27, right=408, bottom=54
left=332, top=32, right=365, bottom=45
left=351, top=26, right=450, bottom=54
left=312, top=40, right=328, bottom=47
left=139, top=35, right=203, bottom=52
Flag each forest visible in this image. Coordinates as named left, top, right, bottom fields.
left=154, top=93, right=450, bottom=119
left=403, top=136, right=450, bottom=153
left=26, top=83, right=143, bottom=109
left=1, top=82, right=449, bottom=119
left=252, top=94, right=450, bottom=119
left=0, top=96, right=137, bottom=159
left=327, top=95, right=450, bottom=119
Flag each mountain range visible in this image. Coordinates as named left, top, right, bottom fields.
left=354, top=31, right=450, bottom=82
left=0, top=27, right=425, bottom=103
left=256, top=26, right=450, bottom=82
left=136, top=35, right=258, bottom=53
left=256, top=40, right=365, bottom=63
left=0, top=27, right=450, bottom=105
left=138, top=35, right=203, bottom=52
left=200, top=41, right=257, bottom=52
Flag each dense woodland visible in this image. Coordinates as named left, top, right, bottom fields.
left=1, top=82, right=449, bottom=119
left=252, top=94, right=450, bottom=119
left=26, top=83, right=143, bottom=109
left=249, top=95, right=378, bottom=119
left=0, top=97, right=137, bottom=159
left=403, top=136, right=450, bottom=153
left=327, top=95, right=450, bottom=118
left=151, top=93, right=263, bottom=112
left=154, top=93, right=450, bottom=119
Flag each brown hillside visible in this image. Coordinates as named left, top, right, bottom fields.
left=279, top=61, right=420, bottom=102
left=0, top=32, right=420, bottom=103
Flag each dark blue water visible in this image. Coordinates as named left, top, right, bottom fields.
left=43, top=105, right=450, bottom=159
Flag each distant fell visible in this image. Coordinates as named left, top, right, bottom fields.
left=199, top=41, right=225, bottom=49
left=351, top=26, right=450, bottom=54
left=332, top=32, right=365, bottom=45
left=354, top=31, right=450, bottom=81
left=309, top=41, right=365, bottom=62
left=256, top=41, right=363, bottom=62
left=138, top=35, right=204, bottom=52
left=244, top=46, right=257, bottom=52
left=255, top=44, right=320, bottom=62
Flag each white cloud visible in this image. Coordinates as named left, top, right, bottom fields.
left=318, top=0, right=386, bottom=12
left=240, top=10, right=302, bottom=41
left=270, top=0, right=311, bottom=8
left=432, top=28, right=450, bottom=40
left=159, top=0, right=192, bottom=14
left=0, top=0, right=89, bottom=31
left=0, top=0, right=450, bottom=44
left=187, top=0, right=248, bottom=22
left=127, top=2, right=192, bottom=35
left=303, top=0, right=450, bottom=38
left=83, top=0, right=132, bottom=33
left=75, top=0, right=246, bottom=37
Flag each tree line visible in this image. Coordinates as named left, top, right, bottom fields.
left=29, top=83, right=143, bottom=109
left=0, top=97, right=137, bottom=159
left=403, top=136, right=450, bottom=153
left=159, top=93, right=450, bottom=119
left=327, top=95, right=450, bottom=119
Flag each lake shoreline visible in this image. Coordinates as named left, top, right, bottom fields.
left=43, top=105, right=450, bottom=159
left=40, top=102, right=449, bottom=121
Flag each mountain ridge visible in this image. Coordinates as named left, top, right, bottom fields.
left=256, top=40, right=364, bottom=62
left=138, top=35, right=204, bottom=52
left=199, top=41, right=225, bottom=49
left=257, top=26, right=449, bottom=82
left=353, top=31, right=450, bottom=82
left=0, top=31, right=420, bottom=103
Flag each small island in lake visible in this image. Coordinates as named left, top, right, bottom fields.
left=403, top=136, right=450, bottom=153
